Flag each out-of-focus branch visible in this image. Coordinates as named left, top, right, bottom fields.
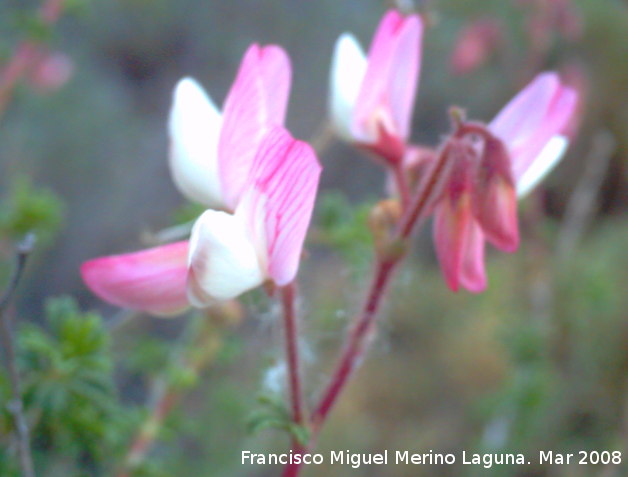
left=0, top=233, right=36, bottom=477
left=557, top=130, right=615, bottom=260
left=0, top=0, right=67, bottom=119
left=115, top=302, right=242, bottom=477
left=309, top=121, right=335, bottom=157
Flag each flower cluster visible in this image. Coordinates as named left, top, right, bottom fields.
left=82, top=8, right=578, bottom=315
left=328, top=10, right=577, bottom=292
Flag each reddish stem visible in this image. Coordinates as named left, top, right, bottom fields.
left=282, top=259, right=398, bottom=477
left=398, top=142, right=454, bottom=239
left=281, top=284, right=305, bottom=429
left=311, top=258, right=397, bottom=429
left=392, top=162, right=410, bottom=210
left=282, top=139, right=455, bottom=477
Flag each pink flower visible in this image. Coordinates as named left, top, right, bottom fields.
left=433, top=72, right=577, bottom=292
left=82, top=45, right=321, bottom=315
left=187, top=127, right=321, bottom=305
left=329, top=10, right=423, bottom=164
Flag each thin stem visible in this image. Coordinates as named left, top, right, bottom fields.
left=281, top=283, right=305, bottom=429
left=311, top=258, right=397, bottom=430
left=392, top=163, right=410, bottom=210
left=0, top=234, right=36, bottom=477
left=283, top=138, right=456, bottom=477
left=398, top=142, right=453, bottom=239
left=308, top=121, right=335, bottom=156
left=281, top=259, right=398, bottom=477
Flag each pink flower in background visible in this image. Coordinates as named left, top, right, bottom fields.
left=329, top=9, right=423, bottom=164
left=450, top=18, right=502, bottom=75
left=28, top=51, right=74, bottom=93
left=169, top=43, right=291, bottom=210
left=82, top=45, right=321, bottom=314
left=433, top=72, right=578, bottom=292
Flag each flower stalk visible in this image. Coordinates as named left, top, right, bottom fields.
left=280, top=283, right=305, bottom=432
left=0, top=234, right=36, bottom=477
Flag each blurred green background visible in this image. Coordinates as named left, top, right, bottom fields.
left=0, top=0, right=626, bottom=476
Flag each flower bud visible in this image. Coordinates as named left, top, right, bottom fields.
left=368, top=199, right=404, bottom=258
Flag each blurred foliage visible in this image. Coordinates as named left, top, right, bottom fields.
left=170, top=201, right=206, bottom=225
left=247, top=393, right=310, bottom=446
left=315, top=191, right=375, bottom=275
left=0, top=297, right=137, bottom=475
left=0, top=175, right=64, bottom=245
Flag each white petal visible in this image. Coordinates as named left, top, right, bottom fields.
left=187, top=210, right=265, bottom=306
left=168, top=78, right=224, bottom=208
left=329, top=33, right=367, bottom=141
left=517, top=135, right=568, bottom=198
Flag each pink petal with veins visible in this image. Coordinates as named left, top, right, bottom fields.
left=242, top=126, right=322, bottom=286
left=219, top=44, right=291, bottom=210
left=81, top=241, right=189, bottom=316
left=353, top=10, right=423, bottom=143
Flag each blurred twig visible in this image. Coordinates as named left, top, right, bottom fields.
left=557, top=130, right=615, bottom=261
left=0, top=0, right=66, bottom=120
left=0, top=233, right=36, bottom=477
left=116, top=303, right=241, bottom=477
left=308, top=121, right=335, bottom=157
left=140, top=221, right=195, bottom=246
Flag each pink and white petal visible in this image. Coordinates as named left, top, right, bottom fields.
left=329, top=33, right=368, bottom=141
left=516, top=135, right=568, bottom=198
left=243, top=127, right=322, bottom=286
left=387, top=14, right=423, bottom=139
left=81, top=241, right=190, bottom=316
left=168, top=78, right=224, bottom=208
left=458, top=219, right=487, bottom=293
left=257, top=45, right=292, bottom=125
left=510, top=84, right=577, bottom=181
left=219, top=44, right=292, bottom=209
left=187, top=210, right=266, bottom=306
left=489, top=72, right=560, bottom=148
